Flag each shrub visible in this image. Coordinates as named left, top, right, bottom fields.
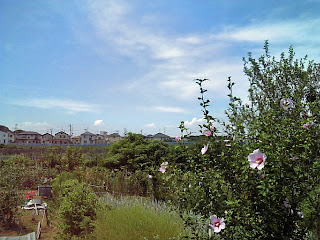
left=58, top=180, right=98, bottom=239
left=162, top=42, right=320, bottom=239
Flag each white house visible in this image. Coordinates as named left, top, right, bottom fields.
left=152, top=133, right=171, bottom=141
left=80, top=131, right=97, bottom=145
left=0, top=131, right=9, bottom=144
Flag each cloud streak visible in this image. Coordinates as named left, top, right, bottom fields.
left=9, top=98, right=101, bottom=113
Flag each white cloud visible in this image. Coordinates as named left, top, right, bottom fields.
left=145, top=123, right=156, bottom=128
left=85, top=1, right=320, bottom=106
left=154, top=106, right=186, bottom=113
left=18, top=121, right=52, bottom=134
left=9, top=98, right=101, bottom=113
left=85, top=0, right=239, bottom=102
left=94, top=120, right=104, bottom=126
left=21, top=122, right=49, bottom=127
left=184, top=117, right=206, bottom=127
left=216, top=18, right=320, bottom=44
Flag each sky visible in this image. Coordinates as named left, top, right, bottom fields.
left=1, top=0, right=320, bottom=137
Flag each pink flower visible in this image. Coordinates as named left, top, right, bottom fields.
left=245, top=103, right=249, bottom=108
left=280, top=98, right=294, bottom=110
left=159, top=162, right=168, bottom=173
left=248, top=149, right=266, bottom=170
left=175, top=136, right=181, bottom=142
left=204, top=130, right=212, bottom=137
left=303, top=122, right=314, bottom=129
left=201, top=145, right=208, bottom=155
left=209, top=215, right=225, bottom=233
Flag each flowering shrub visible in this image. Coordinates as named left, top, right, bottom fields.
left=162, top=42, right=320, bottom=239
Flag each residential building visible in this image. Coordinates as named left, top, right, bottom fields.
left=71, top=136, right=81, bottom=145
left=53, top=131, right=70, bottom=145
left=144, top=134, right=153, bottom=139
left=95, top=134, right=106, bottom=144
left=7, top=130, right=15, bottom=143
left=41, top=133, right=53, bottom=144
left=152, top=133, right=171, bottom=141
left=0, top=131, right=9, bottom=144
left=80, top=131, right=96, bottom=145
left=106, top=133, right=121, bottom=143
left=15, top=131, right=41, bottom=144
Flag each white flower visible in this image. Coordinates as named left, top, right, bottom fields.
left=280, top=98, right=294, bottom=110
left=209, top=215, right=225, bottom=233
left=248, top=149, right=267, bottom=170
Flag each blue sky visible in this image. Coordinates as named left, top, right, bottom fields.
left=1, top=0, right=320, bottom=137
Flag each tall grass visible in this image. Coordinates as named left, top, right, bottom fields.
left=92, top=194, right=186, bottom=240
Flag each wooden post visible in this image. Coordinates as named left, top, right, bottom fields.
left=37, top=221, right=41, bottom=239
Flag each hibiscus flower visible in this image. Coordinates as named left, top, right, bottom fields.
left=248, top=149, right=267, bottom=170
left=209, top=215, right=225, bottom=233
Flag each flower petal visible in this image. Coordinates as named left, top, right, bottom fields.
left=201, top=145, right=208, bottom=155
left=220, top=222, right=225, bottom=229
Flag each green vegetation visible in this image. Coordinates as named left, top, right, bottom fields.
left=1, top=42, right=319, bottom=239
left=93, top=194, right=185, bottom=240
left=56, top=179, right=98, bottom=239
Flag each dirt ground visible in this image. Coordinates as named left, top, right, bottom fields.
left=0, top=208, right=59, bottom=239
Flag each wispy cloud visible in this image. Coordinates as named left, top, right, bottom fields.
left=85, top=1, right=320, bottom=105
left=21, top=121, right=50, bottom=127
left=216, top=18, right=320, bottom=44
left=9, top=98, right=101, bottom=113
left=145, top=123, right=156, bottom=128
left=85, top=0, right=242, bottom=102
left=154, top=106, right=186, bottom=113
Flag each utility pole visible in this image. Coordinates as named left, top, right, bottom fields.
left=15, top=124, right=18, bottom=131
left=69, top=125, right=73, bottom=137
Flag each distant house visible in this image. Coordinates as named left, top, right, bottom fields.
left=80, top=131, right=96, bottom=145
left=16, top=131, right=41, bottom=144
left=7, top=130, right=15, bottom=143
left=41, top=133, right=53, bottom=144
left=152, top=133, right=171, bottom=141
left=71, top=136, right=81, bottom=145
left=53, top=131, right=70, bottom=145
left=106, top=133, right=121, bottom=143
left=0, top=131, right=9, bottom=144
left=144, top=134, right=153, bottom=139
left=95, top=134, right=106, bottom=144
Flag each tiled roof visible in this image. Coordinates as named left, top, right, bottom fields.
left=81, top=131, right=95, bottom=136
left=108, top=133, right=120, bottom=137
left=153, top=133, right=170, bottom=138
left=18, top=131, right=41, bottom=135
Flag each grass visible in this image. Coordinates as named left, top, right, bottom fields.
left=92, top=194, right=186, bottom=240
